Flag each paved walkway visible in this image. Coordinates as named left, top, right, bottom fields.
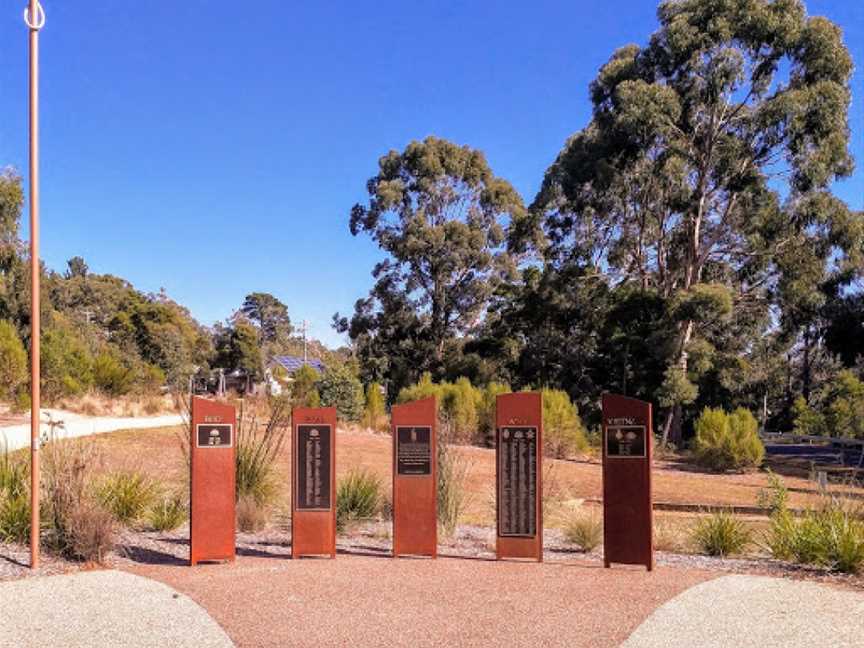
left=623, top=574, right=864, bottom=648
left=128, top=554, right=713, bottom=647
left=3, top=559, right=863, bottom=647
left=0, top=570, right=232, bottom=648
left=0, top=410, right=183, bottom=451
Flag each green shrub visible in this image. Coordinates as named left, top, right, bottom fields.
left=728, top=408, right=765, bottom=466
left=792, top=396, right=827, bottom=437
left=437, top=442, right=471, bottom=537
left=478, top=382, right=509, bottom=444
left=362, top=382, right=388, bottom=432
left=542, top=389, right=588, bottom=458
left=336, top=468, right=383, bottom=531
left=97, top=472, right=160, bottom=525
left=693, top=407, right=764, bottom=471
left=92, top=352, right=136, bottom=396
left=41, top=318, right=95, bottom=402
left=0, top=320, right=27, bottom=401
left=318, top=365, right=365, bottom=422
left=563, top=508, right=603, bottom=552
left=399, top=373, right=483, bottom=444
left=147, top=494, right=187, bottom=532
left=291, top=364, right=321, bottom=407
left=690, top=510, right=752, bottom=557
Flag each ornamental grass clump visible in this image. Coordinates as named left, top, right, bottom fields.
left=234, top=397, right=290, bottom=508
left=690, top=509, right=752, bottom=557
left=97, top=471, right=161, bottom=525
left=336, top=468, right=384, bottom=532
left=0, top=442, right=30, bottom=543
left=43, top=435, right=115, bottom=562
left=147, top=493, right=187, bottom=532
left=563, top=508, right=603, bottom=552
left=762, top=482, right=864, bottom=574
left=437, top=442, right=472, bottom=537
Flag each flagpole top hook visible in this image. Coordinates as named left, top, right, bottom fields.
left=24, top=3, right=46, bottom=31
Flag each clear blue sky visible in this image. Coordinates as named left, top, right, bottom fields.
left=1, top=1, right=862, bottom=348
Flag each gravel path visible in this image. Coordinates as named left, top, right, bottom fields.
left=0, top=570, right=233, bottom=648
left=622, top=574, right=864, bottom=648
left=128, top=554, right=713, bottom=648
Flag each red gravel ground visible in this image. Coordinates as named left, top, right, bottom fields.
left=127, top=554, right=715, bottom=648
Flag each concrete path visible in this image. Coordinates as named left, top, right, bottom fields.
left=623, top=574, right=864, bottom=648
left=0, top=410, right=183, bottom=451
left=0, top=570, right=232, bottom=648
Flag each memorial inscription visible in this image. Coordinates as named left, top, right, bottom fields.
left=296, top=424, right=332, bottom=510
left=498, top=426, right=537, bottom=537
left=396, top=426, right=432, bottom=476
left=196, top=424, right=232, bottom=448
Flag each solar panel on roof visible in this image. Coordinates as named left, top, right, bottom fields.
left=273, top=355, right=325, bottom=373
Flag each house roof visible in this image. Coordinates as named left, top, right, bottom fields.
left=271, top=355, right=325, bottom=374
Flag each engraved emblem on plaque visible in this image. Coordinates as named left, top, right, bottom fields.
left=196, top=424, right=233, bottom=448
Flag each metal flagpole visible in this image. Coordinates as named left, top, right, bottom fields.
left=24, top=0, right=45, bottom=570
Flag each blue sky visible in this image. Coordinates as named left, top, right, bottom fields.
left=0, top=1, right=862, bottom=348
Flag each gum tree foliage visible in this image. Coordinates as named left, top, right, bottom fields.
left=214, top=320, right=263, bottom=383
left=527, top=0, right=857, bottom=444
left=335, top=136, right=526, bottom=394
left=317, top=365, right=365, bottom=422
left=239, top=292, right=293, bottom=352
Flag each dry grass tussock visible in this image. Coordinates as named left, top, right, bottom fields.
left=55, top=392, right=177, bottom=418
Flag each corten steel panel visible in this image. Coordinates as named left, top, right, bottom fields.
left=190, top=396, right=236, bottom=566
left=391, top=397, right=437, bottom=558
left=495, top=392, right=543, bottom=562
left=601, top=393, right=654, bottom=571
left=291, top=406, right=337, bottom=558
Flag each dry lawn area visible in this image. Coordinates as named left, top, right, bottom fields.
left=89, top=425, right=851, bottom=527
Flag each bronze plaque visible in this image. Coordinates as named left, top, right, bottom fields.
left=396, top=426, right=432, bottom=476
left=296, top=424, right=332, bottom=510
left=606, top=425, right=647, bottom=458
left=498, top=426, right=537, bottom=537
left=196, top=423, right=233, bottom=448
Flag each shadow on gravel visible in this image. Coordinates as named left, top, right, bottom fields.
left=235, top=546, right=292, bottom=560
left=117, top=545, right=187, bottom=566
left=0, top=553, right=28, bottom=568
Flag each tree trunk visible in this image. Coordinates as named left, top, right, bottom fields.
left=660, top=319, right=694, bottom=448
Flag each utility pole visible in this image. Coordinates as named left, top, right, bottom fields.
left=25, top=0, right=46, bottom=570
left=300, top=320, right=309, bottom=364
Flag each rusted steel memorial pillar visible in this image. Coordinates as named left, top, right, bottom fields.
left=391, top=397, right=437, bottom=558
left=495, top=392, right=543, bottom=561
left=190, top=397, right=237, bottom=565
left=291, top=406, right=337, bottom=558
left=601, top=393, right=654, bottom=571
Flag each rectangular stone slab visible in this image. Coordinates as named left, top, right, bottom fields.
left=190, top=396, right=236, bottom=566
